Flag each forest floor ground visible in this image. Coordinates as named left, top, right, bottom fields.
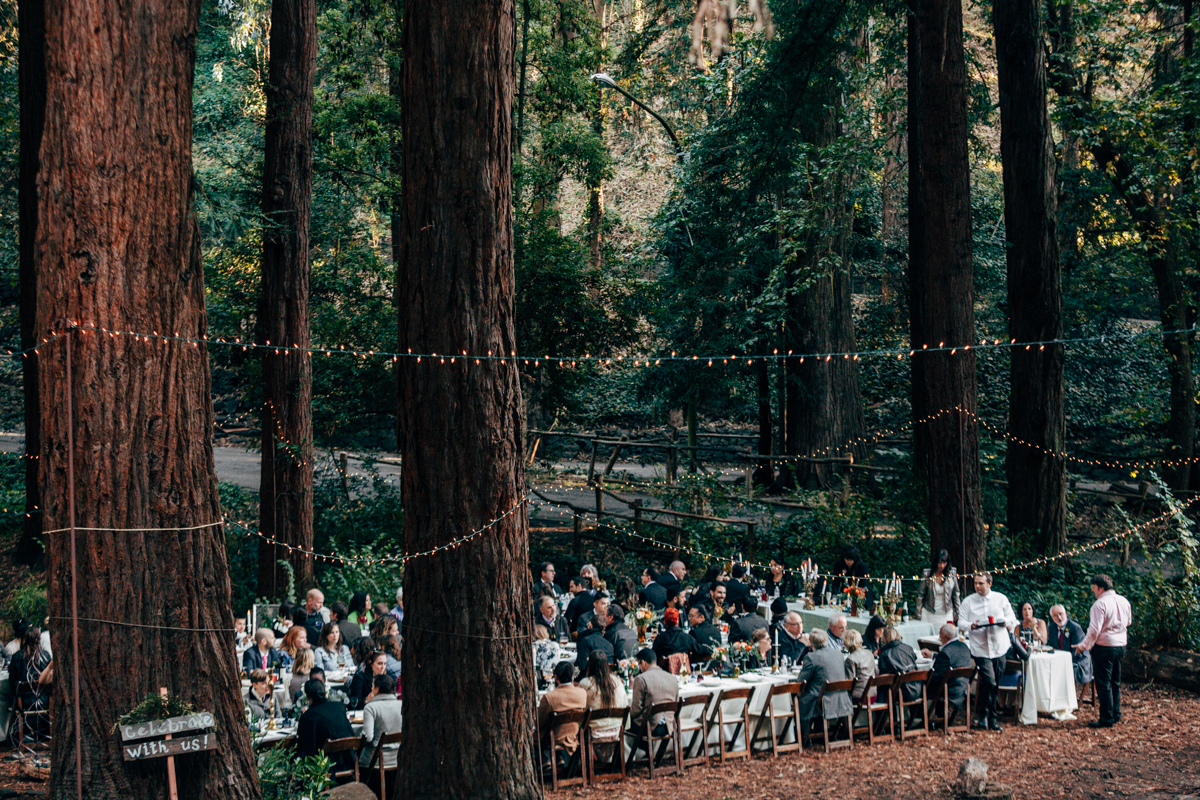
left=545, top=685, right=1200, bottom=800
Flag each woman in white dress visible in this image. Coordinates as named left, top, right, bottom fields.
left=916, top=549, right=960, bottom=626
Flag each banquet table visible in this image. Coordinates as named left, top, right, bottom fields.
left=780, top=605, right=936, bottom=654
left=253, top=712, right=366, bottom=748
left=1020, top=650, right=1078, bottom=725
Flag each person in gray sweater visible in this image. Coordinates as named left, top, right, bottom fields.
left=797, top=629, right=853, bottom=740
left=359, top=674, right=403, bottom=768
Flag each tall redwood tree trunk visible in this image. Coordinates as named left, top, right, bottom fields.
left=258, top=0, right=317, bottom=597
left=396, top=0, right=537, bottom=793
left=994, top=0, right=1066, bottom=553
left=908, top=0, right=986, bottom=573
left=28, top=2, right=260, bottom=798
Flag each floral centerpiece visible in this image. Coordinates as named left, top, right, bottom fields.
left=730, top=641, right=754, bottom=676
left=706, top=644, right=729, bottom=672
left=634, top=605, right=659, bottom=643
left=842, top=583, right=867, bottom=617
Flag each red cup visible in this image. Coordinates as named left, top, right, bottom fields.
left=988, top=616, right=995, bottom=624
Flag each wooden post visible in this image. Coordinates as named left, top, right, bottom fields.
left=587, top=439, right=599, bottom=484
left=667, top=443, right=677, bottom=485
left=160, top=687, right=179, bottom=800
left=527, top=435, right=542, bottom=467
left=595, top=485, right=603, bottom=518
left=603, top=435, right=627, bottom=478
left=745, top=459, right=753, bottom=500
left=842, top=452, right=853, bottom=506
left=572, top=514, right=582, bottom=556
left=745, top=522, right=756, bottom=565
left=339, top=451, right=350, bottom=501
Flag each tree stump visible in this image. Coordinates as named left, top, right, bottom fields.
left=325, top=784, right=376, bottom=800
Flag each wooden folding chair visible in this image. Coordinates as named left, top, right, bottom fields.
left=542, top=708, right=590, bottom=789
left=749, top=681, right=802, bottom=757
left=851, top=674, right=895, bottom=746
left=12, top=682, right=51, bottom=755
left=667, top=653, right=689, bottom=675
left=894, top=670, right=930, bottom=740
left=709, top=687, right=753, bottom=764
left=1078, top=677, right=1096, bottom=707
left=677, top=695, right=711, bottom=768
left=930, top=666, right=975, bottom=735
left=582, top=708, right=626, bottom=784
left=323, top=735, right=364, bottom=784
left=624, top=701, right=682, bottom=778
left=809, top=679, right=855, bottom=753
left=366, top=731, right=402, bottom=799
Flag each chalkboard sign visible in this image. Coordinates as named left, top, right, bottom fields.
left=122, top=732, right=219, bottom=762
left=120, top=712, right=215, bottom=742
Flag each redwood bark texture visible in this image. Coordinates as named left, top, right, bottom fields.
left=907, top=0, right=986, bottom=573
left=28, top=2, right=260, bottom=798
left=258, top=0, right=317, bottom=597
left=396, top=0, right=537, bottom=794
left=994, top=0, right=1067, bottom=553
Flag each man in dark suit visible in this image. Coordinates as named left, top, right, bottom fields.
left=575, top=591, right=609, bottom=635
left=638, top=567, right=667, bottom=610
left=1048, top=604, right=1093, bottom=686
left=687, top=605, right=721, bottom=649
left=923, top=624, right=973, bottom=725
left=656, top=560, right=686, bottom=591
left=797, top=629, right=853, bottom=743
left=242, top=628, right=282, bottom=675
left=575, top=615, right=615, bottom=670
left=723, top=564, right=754, bottom=612
left=534, top=595, right=570, bottom=641
left=603, top=606, right=639, bottom=660
left=776, top=613, right=811, bottom=665
left=727, top=598, right=768, bottom=643
left=297, top=679, right=356, bottom=776
left=564, top=577, right=594, bottom=633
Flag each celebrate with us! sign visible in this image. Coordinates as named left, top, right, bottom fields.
left=120, top=712, right=218, bottom=762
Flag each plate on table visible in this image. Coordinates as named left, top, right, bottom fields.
left=739, top=673, right=764, bottom=683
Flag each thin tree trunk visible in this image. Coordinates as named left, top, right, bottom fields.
left=994, top=0, right=1066, bottom=553
left=908, top=0, right=986, bottom=573
left=390, top=0, right=403, bottom=450
left=586, top=0, right=607, bottom=273
left=30, top=2, right=260, bottom=797
left=17, top=0, right=45, bottom=565
left=258, top=0, right=317, bottom=597
left=754, top=345, right=774, bottom=486
left=395, top=0, right=537, bottom=791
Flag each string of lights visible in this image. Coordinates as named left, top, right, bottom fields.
left=12, top=320, right=1191, bottom=367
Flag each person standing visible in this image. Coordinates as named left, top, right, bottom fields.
left=957, top=573, right=1017, bottom=731
left=1074, top=574, right=1132, bottom=728
left=916, top=549, right=960, bottom=626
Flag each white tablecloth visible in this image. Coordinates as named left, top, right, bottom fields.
left=1020, top=650, right=1077, bottom=725
left=784, top=605, right=935, bottom=654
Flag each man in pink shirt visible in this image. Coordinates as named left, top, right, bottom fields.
left=1073, top=574, right=1132, bottom=728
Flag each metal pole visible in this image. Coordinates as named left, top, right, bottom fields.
left=67, top=329, right=83, bottom=800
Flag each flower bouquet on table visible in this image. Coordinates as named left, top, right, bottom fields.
left=706, top=645, right=729, bottom=674
left=842, top=583, right=867, bottom=617
left=634, top=605, right=659, bottom=643
left=730, top=641, right=753, bottom=676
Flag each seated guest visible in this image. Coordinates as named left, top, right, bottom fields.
left=776, top=612, right=811, bottom=666
left=767, top=597, right=789, bottom=635
left=797, top=629, right=852, bottom=742
left=534, top=595, right=569, bottom=641
left=764, top=556, right=798, bottom=598
left=537, top=661, right=588, bottom=761
left=3, top=617, right=29, bottom=656
left=862, top=615, right=887, bottom=656
left=372, top=602, right=392, bottom=623
left=564, top=577, right=593, bottom=632
left=349, top=635, right=376, bottom=669
left=242, top=628, right=282, bottom=675
left=923, top=623, right=972, bottom=724
left=825, top=614, right=848, bottom=652
left=638, top=567, right=667, bottom=610
left=359, top=674, right=403, bottom=769
left=828, top=545, right=870, bottom=596
left=8, top=627, right=52, bottom=717
left=628, top=649, right=678, bottom=739
left=376, top=634, right=402, bottom=682
left=314, top=622, right=353, bottom=672
left=533, top=625, right=559, bottom=677
left=603, top=606, right=638, bottom=660
left=1016, top=600, right=1049, bottom=645
left=234, top=617, right=251, bottom=650
left=710, top=584, right=728, bottom=620
left=663, top=586, right=684, bottom=612
left=747, top=628, right=773, bottom=669
left=272, top=602, right=295, bottom=639
left=653, top=608, right=710, bottom=664
left=245, top=669, right=279, bottom=721
left=348, top=591, right=374, bottom=629
left=842, top=629, right=875, bottom=701
left=687, top=605, right=721, bottom=650
left=693, top=566, right=726, bottom=603
left=389, top=588, right=404, bottom=624
left=578, top=651, right=627, bottom=762
left=576, top=593, right=610, bottom=636
left=330, top=600, right=361, bottom=645
left=878, top=626, right=923, bottom=719
left=613, top=577, right=638, bottom=612
left=580, top=564, right=601, bottom=592
left=348, top=650, right=388, bottom=710
left=533, top=562, right=562, bottom=599
left=1047, top=604, right=1093, bottom=686
left=576, top=615, right=615, bottom=671
left=727, top=598, right=768, bottom=643
left=278, top=626, right=308, bottom=669
left=289, top=647, right=316, bottom=702
left=370, top=613, right=398, bottom=642
left=297, top=679, right=355, bottom=776
left=723, top=563, right=754, bottom=611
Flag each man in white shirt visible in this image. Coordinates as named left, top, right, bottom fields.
left=956, top=572, right=1016, bottom=731
left=1073, top=574, right=1132, bottom=728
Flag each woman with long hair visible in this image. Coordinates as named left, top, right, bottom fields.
left=288, top=647, right=315, bottom=701
left=1016, top=600, right=1048, bottom=645
left=348, top=650, right=388, bottom=710
left=862, top=615, right=888, bottom=656
left=8, top=627, right=52, bottom=739
left=348, top=591, right=373, bottom=628
left=314, top=620, right=353, bottom=672
left=916, top=548, right=960, bottom=625
left=278, top=626, right=308, bottom=668
left=577, top=651, right=626, bottom=759
left=376, top=634, right=402, bottom=681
